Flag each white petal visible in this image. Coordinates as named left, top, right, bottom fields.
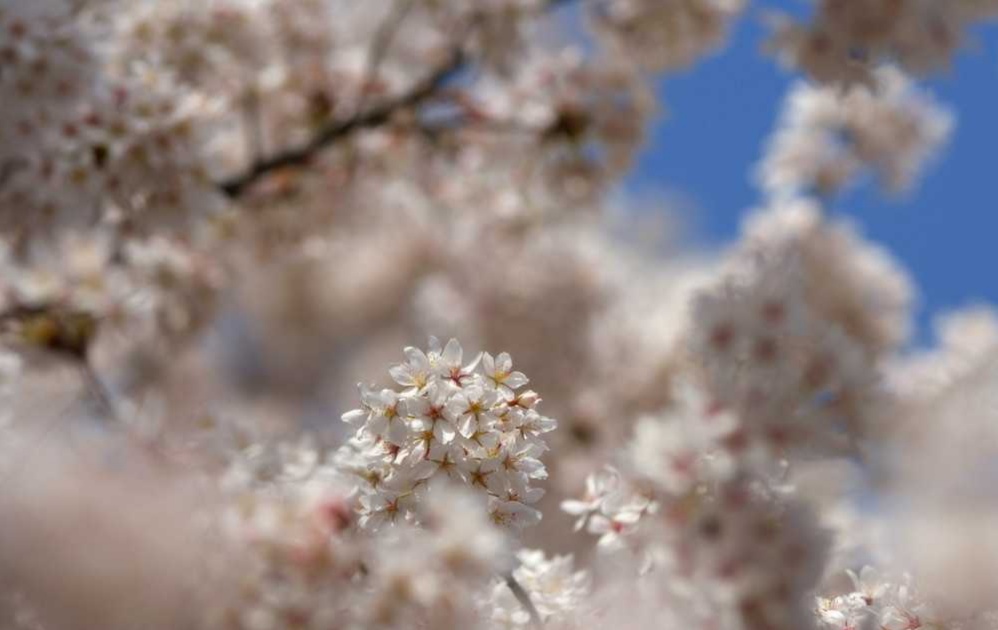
left=588, top=515, right=611, bottom=535
left=504, top=371, right=529, bottom=389
left=341, top=409, right=368, bottom=426
left=435, top=421, right=456, bottom=444
left=442, top=338, right=462, bottom=366
left=560, top=500, right=592, bottom=515
left=481, top=352, right=495, bottom=375
left=389, top=364, right=413, bottom=386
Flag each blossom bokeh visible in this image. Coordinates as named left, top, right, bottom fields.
left=631, top=0, right=998, bottom=341
left=1, top=1, right=997, bottom=629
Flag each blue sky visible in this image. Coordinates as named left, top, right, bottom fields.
left=624, top=4, right=998, bottom=346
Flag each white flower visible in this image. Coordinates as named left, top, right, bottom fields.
left=432, top=336, right=483, bottom=386
left=356, top=387, right=408, bottom=446
left=481, top=351, right=529, bottom=400
left=561, top=466, right=622, bottom=531
left=341, top=339, right=555, bottom=531
left=846, top=565, right=889, bottom=606
left=488, top=496, right=542, bottom=529
left=880, top=575, right=936, bottom=630
left=500, top=472, right=545, bottom=506
left=408, top=382, right=459, bottom=446
left=360, top=487, right=417, bottom=530
left=816, top=596, right=857, bottom=629
left=515, top=409, right=557, bottom=449
left=587, top=509, right=642, bottom=550
left=447, top=384, right=500, bottom=439
left=495, top=440, right=548, bottom=480
left=389, top=345, right=434, bottom=393
left=424, top=443, right=468, bottom=482
left=496, top=549, right=591, bottom=624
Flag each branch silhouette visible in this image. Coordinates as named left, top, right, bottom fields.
left=218, top=50, right=465, bottom=198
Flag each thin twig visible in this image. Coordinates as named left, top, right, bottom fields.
left=505, top=572, right=543, bottom=626
left=78, top=361, right=118, bottom=424
left=353, top=0, right=418, bottom=117
left=0, top=394, right=80, bottom=490
left=243, top=83, right=266, bottom=163
left=342, top=0, right=418, bottom=178
left=217, top=50, right=465, bottom=198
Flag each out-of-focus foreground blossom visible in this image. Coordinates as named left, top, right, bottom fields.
left=1, top=0, right=998, bottom=629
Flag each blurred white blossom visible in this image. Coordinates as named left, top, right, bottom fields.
left=0, top=1, right=997, bottom=629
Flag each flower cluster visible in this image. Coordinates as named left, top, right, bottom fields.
left=479, top=548, right=591, bottom=628
left=758, top=66, right=953, bottom=198
left=562, top=382, right=831, bottom=630
left=2, top=1, right=998, bottom=629
left=113, top=0, right=275, bottom=99
left=561, top=465, right=657, bottom=550
left=816, top=567, right=964, bottom=630
left=0, top=232, right=223, bottom=359
left=340, top=338, right=556, bottom=530
left=691, top=262, right=873, bottom=459
left=688, top=200, right=915, bottom=459
left=0, top=1, right=221, bottom=237
left=213, top=441, right=510, bottom=630
left=473, top=46, right=654, bottom=179
left=588, top=0, right=745, bottom=71
left=767, top=0, right=998, bottom=84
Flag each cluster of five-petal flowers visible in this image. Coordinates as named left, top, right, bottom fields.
left=341, top=338, right=556, bottom=530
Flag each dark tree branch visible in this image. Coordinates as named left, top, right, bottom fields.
left=505, top=572, right=543, bottom=626
left=418, top=115, right=541, bottom=140
left=216, top=0, right=580, bottom=199
left=217, top=50, right=465, bottom=198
